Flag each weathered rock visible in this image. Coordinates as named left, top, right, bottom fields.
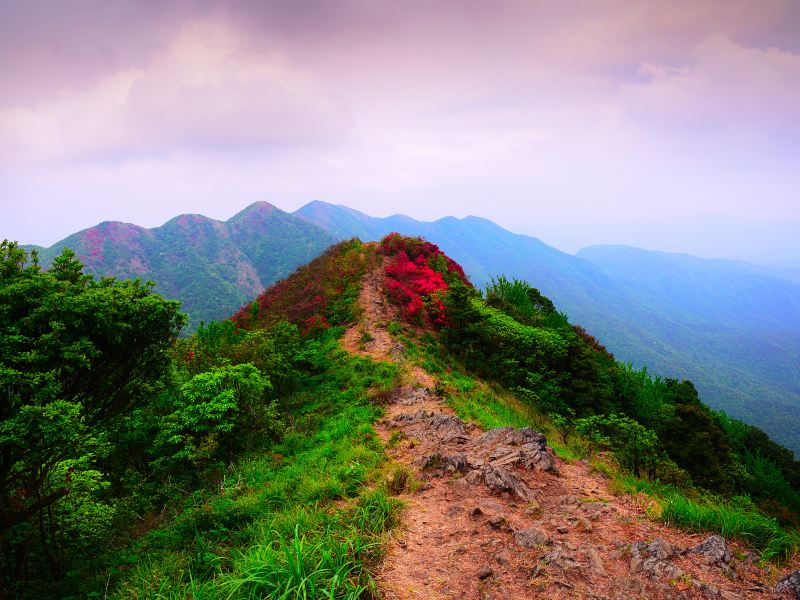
left=776, top=570, right=800, bottom=599
left=630, top=539, right=684, bottom=581
left=476, top=565, right=493, bottom=580
left=430, top=412, right=470, bottom=443
left=482, top=464, right=534, bottom=501
left=470, top=427, right=560, bottom=474
left=464, top=469, right=483, bottom=484
left=542, top=547, right=579, bottom=571
left=514, top=527, right=551, bottom=548
left=693, top=535, right=735, bottom=577
left=693, top=535, right=731, bottom=565
left=441, top=453, right=469, bottom=473
left=584, top=547, right=607, bottom=576
left=488, top=515, right=511, bottom=532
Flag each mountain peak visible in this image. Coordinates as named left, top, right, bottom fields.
left=228, top=201, right=281, bottom=222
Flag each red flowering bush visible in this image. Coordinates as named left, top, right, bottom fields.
left=379, top=233, right=470, bottom=327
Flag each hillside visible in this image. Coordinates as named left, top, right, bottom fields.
left=20, top=200, right=800, bottom=453
left=27, top=202, right=335, bottom=330
left=295, top=201, right=800, bottom=455
left=4, top=235, right=800, bottom=599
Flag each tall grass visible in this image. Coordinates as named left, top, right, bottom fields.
left=617, top=475, right=800, bottom=561
left=661, top=492, right=800, bottom=561
left=105, top=343, right=401, bottom=599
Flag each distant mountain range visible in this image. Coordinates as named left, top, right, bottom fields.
left=26, top=202, right=334, bottom=328
left=24, top=200, right=800, bottom=454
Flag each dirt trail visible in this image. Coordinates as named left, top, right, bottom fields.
left=342, top=264, right=794, bottom=600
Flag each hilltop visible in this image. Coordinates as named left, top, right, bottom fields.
left=26, top=201, right=334, bottom=329
left=3, top=235, right=800, bottom=599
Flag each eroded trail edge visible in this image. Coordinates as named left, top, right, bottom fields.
left=344, top=263, right=782, bottom=600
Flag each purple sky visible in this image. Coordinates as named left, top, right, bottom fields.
left=2, top=0, right=799, bottom=266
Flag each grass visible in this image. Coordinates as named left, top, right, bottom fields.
left=661, top=492, right=800, bottom=561
left=616, top=474, right=800, bottom=562
left=103, top=341, right=403, bottom=599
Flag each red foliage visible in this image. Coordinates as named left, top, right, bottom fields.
left=379, top=233, right=470, bottom=327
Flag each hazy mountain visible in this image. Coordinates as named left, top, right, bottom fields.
left=30, top=202, right=335, bottom=329
left=296, top=201, right=800, bottom=454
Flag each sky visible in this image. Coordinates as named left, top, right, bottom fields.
left=1, top=0, right=799, bottom=266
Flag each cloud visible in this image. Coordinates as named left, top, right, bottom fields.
left=0, top=19, right=349, bottom=163
left=620, top=34, right=800, bottom=139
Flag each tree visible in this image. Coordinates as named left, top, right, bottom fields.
left=0, top=241, right=185, bottom=574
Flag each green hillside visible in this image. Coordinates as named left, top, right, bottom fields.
left=30, top=202, right=335, bottom=331
left=295, top=202, right=800, bottom=456
left=3, top=235, right=799, bottom=598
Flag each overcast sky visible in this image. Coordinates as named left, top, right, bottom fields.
left=2, top=0, right=799, bottom=265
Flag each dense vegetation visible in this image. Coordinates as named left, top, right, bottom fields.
left=375, top=234, right=800, bottom=529
left=297, top=201, right=800, bottom=456
left=28, top=202, right=335, bottom=330
left=0, top=240, right=400, bottom=599
left=3, top=231, right=799, bottom=597
left=441, top=276, right=800, bottom=525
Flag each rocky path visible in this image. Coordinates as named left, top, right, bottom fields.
left=343, top=264, right=798, bottom=599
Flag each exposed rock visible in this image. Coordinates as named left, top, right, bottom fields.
left=488, top=515, right=511, bottom=532
left=693, top=535, right=735, bottom=577
left=469, top=427, right=560, bottom=475
left=776, top=570, right=800, bottom=599
left=442, top=453, right=469, bottom=473
left=556, top=525, right=570, bottom=534
left=477, top=565, right=493, bottom=580
left=630, top=539, right=685, bottom=581
left=542, top=547, right=579, bottom=571
left=396, top=410, right=471, bottom=444
left=464, top=469, right=483, bottom=485
left=430, top=412, right=470, bottom=443
left=693, top=535, right=731, bottom=565
left=514, top=527, right=550, bottom=549
left=482, top=464, right=534, bottom=501
left=469, top=506, right=484, bottom=518
left=584, top=547, right=607, bottom=576
left=446, top=505, right=464, bottom=517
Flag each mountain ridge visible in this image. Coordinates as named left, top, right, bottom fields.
left=294, top=201, right=800, bottom=455
left=28, top=201, right=335, bottom=329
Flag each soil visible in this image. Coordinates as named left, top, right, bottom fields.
left=342, top=263, right=799, bottom=600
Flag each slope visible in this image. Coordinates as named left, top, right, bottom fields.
left=332, top=236, right=800, bottom=599
left=295, top=201, right=800, bottom=455
left=30, top=202, right=335, bottom=330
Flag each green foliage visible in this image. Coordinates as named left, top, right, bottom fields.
left=439, top=272, right=800, bottom=525
left=233, top=240, right=371, bottom=334
left=575, top=414, right=660, bottom=479
left=0, top=241, right=185, bottom=590
left=153, top=364, right=276, bottom=470
left=661, top=492, right=800, bottom=561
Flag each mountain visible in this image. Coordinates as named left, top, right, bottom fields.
left=8, top=233, right=800, bottom=598
left=30, top=202, right=335, bottom=329
left=295, top=201, right=800, bottom=455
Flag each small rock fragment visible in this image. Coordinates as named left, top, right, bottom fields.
left=477, top=565, right=493, bottom=580
left=514, top=527, right=551, bottom=548
left=488, top=515, right=511, bottom=532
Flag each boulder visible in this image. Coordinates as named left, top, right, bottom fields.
left=776, top=570, right=800, bottom=599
